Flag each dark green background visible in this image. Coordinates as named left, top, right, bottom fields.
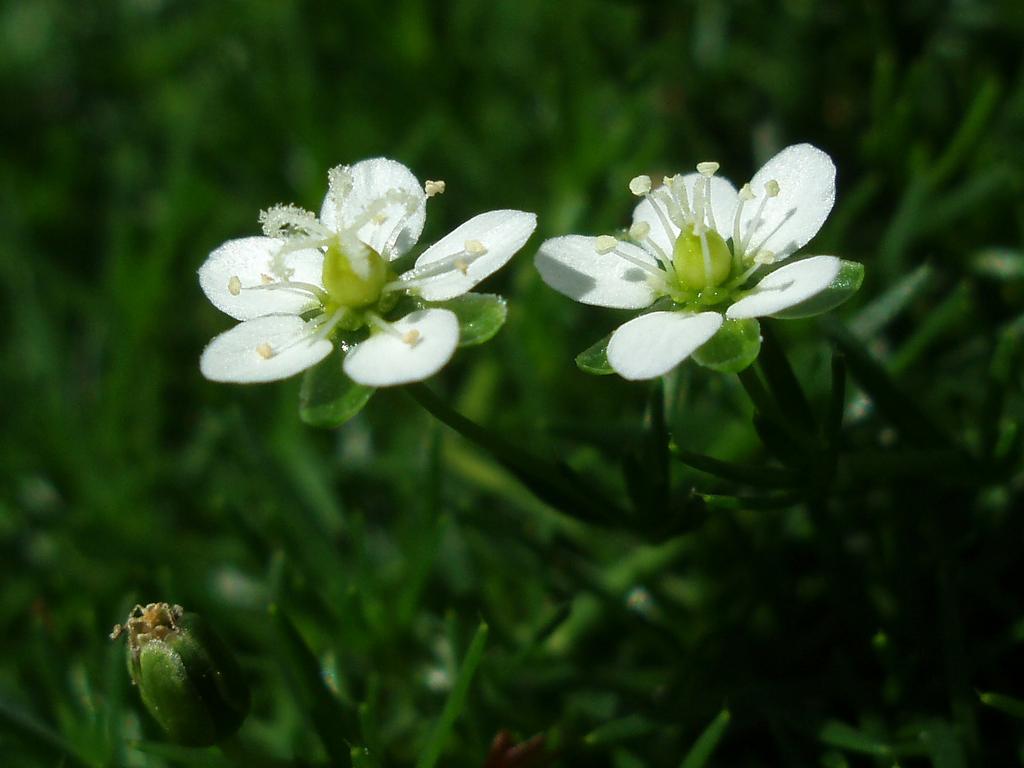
left=2, top=1, right=1024, bottom=765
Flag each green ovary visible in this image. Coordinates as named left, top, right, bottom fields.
left=322, top=239, right=387, bottom=308
left=673, top=226, right=732, bottom=291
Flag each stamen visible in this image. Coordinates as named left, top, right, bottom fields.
left=227, top=276, right=241, bottom=296
left=424, top=179, right=446, bottom=197
left=367, top=312, right=422, bottom=346
left=665, top=175, right=693, bottom=221
left=739, top=181, right=778, bottom=257
left=595, top=235, right=619, bottom=254
left=384, top=245, right=483, bottom=292
left=604, top=244, right=671, bottom=285
left=464, top=239, right=487, bottom=256
left=732, top=183, right=754, bottom=268
left=243, top=280, right=328, bottom=305
left=628, top=221, right=650, bottom=241
left=653, top=187, right=687, bottom=229
left=260, top=273, right=274, bottom=284
left=629, top=175, right=652, bottom=196
left=696, top=161, right=720, bottom=177
left=256, top=342, right=275, bottom=360
left=310, top=308, right=346, bottom=342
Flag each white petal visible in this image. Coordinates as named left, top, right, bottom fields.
left=534, top=235, right=660, bottom=309
left=342, top=309, right=458, bottom=387
left=198, top=237, right=325, bottom=321
left=409, top=210, right=537, bottom=301
left=320, top=158, right=427, bottom=259
left=738, top=143, right=836, bottom=260
left=607, top=311, right=723, bottom=380
left=631, top=173, right=739, bottom=255
left=726, top=255, right=841, bottom=319
left=200, top=315, right=332, bottom=383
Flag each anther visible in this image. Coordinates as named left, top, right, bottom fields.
left=696, top=161, right=720, bottom=177
left=402, top=329, right=421, bottom=345
left=454, top=258, right=469, bottom=275
left=227, top=276, right=241, bottom=296
left=754, top=251, right=776, bottom=266
left=255, top=342, right=275, bottom=359
left=629, top=221, right=651, bottom=241
left=594, top=235, right=619, bottom=254
left=764, top=179, right=780, bottom=197
left=424, top=180, right=446, bottom=197
left=260, top=273, right=274, bottom=284
left=629, top=175, right=652, bottom=196
left=738, top=183, right=755, bottom=201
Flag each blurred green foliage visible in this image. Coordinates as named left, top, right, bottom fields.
left=2, top=0, right=1024, bottom=766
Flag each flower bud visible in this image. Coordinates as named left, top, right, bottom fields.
left=111, top=603, right=250, bottom=746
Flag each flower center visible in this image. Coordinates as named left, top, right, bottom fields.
left=321, top=235, right=387, bottom=310
left=673, top=224, right=731, bottom=290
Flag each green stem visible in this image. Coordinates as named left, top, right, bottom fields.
left=406, top=383, right=622, bottom=526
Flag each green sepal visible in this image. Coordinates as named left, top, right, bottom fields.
left=299, top=348, right=374, bottom=429
left=693, top=318, right=761, bottom=373
left=425, top=293, right=507, bottom=347
left=770, top=260, right=864, bottom=319
left=575, top=334, right=614, bottom=375
left=130, top=612, right=250, bottom=746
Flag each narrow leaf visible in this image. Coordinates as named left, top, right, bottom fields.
left=670, top=443, right=799, bottom=488
left=428, top=293, right=507, bottom=347
left=849, top=263, right=932, bottom=339
left=971, top=248, right=1024, bottom=281
left=269, top=604, right=354, bottom=768
left=299, top=350, right=374, bottom=428
left=679, top=708, right=731, bottom=768
left=819, top=720, right=892, bottom=758
left=585, top=714, right=657, bottom=747
left=827, top=321, right=952, bottom=448
left=918, top=720, right=966, bottom=768
left=576, top=333, right=615, bottom=375
left=416, top=622, right=489, bottom=768
left=978, top=691, right=1024, bottom=719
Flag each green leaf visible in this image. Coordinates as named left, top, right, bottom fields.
left=679, top=708, right=730, bottom=768
left=268, top=604, right=355, bottom=768
left=970, top=248, right=1024, bottom=281
left=299, top=349, right=374, bottom=428
left=416, top=621, right=489, bottom=768
left=978, top=690, right=1024, bottom=719
left=819, top=720, right=893, bottom=758
left=918, top=720, right=966, bottom=768
left=585, top=714, right=657, bottom=747
left=693, top=318, right=761, bottom=373
left=770, top=260, right=865, bottom=319
left=849, top=263, right=932, bottom=339
left=576, top=333, right=614, bottom=375
left=428, top=293, right=507, bottom=347
left=670, top=443, right=799, bottom=488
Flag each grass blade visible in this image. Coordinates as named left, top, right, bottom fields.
left=416, top=621, right=489, bottom=768
left=679, top=708, right=730, bottom=768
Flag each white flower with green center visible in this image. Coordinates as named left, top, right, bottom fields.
left=535, top=144, right=863, bottom=379
left=198, top=158, right=536, bottom=388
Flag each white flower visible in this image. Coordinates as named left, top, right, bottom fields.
left=199, top=158, right=536, bottom=387
left=535, top=143, right=861, bottom=380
